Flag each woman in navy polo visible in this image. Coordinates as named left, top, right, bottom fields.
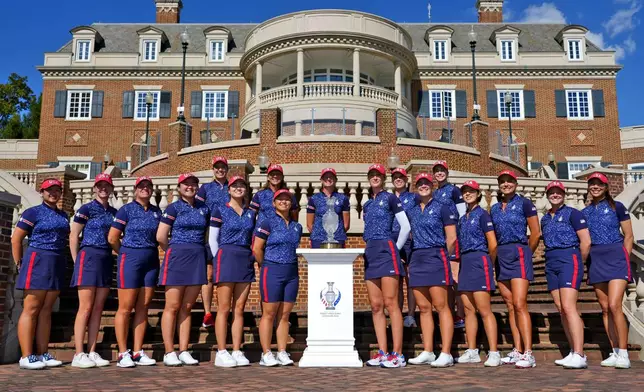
left=253, top=189, right=303, bottom=367
left=210, top=176, right=256, bottom=368
left=250, top=164, right=299, bottom=227
left=69, top=173, right=117, bottom=369
left=306, top=167, right=350, bottom=248
left=390, top=168, right=417, bottom=328
left=406, top=173, right=457, bottom=368
left=490, top=170, right=541, bottom=369
left=456, top=180, right=500, bottom=367
left=108, top=176, right=161, bottom=368
left=542, top=181, right=591, bottom=369
left=582, top=172, right=634, bottom=369
left=195, top=156, right=229, bottom=329
left=156, top=173, right=208, bottom=367
left=362, top=164, right=410, bottom=369
left=12, top=178, right=69, bottom=370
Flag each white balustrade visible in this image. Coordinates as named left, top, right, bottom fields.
left=8, top=170, right=37, bottom=189
left=258, top=85, right=297, bottom=106
left=625, top=170, right=644, bottom=186
left=253, top=82, right=400, bottom=108
left=360, top=85, right=398, bottom=105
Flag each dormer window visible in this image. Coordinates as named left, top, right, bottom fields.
left=70, top=26, right=103, bottom=64
left=210, top=40, right=226, bottom=62
left=556, top=25, right=589, bottom=63
left=136, top=26, right=168, bottom=65
left=204, top=26, right=232, bottom=64
left=143, top=40, right=158, bottom=62
left=426, top=25, right=454, bottom=64
left=567, top=39, right=583, bottom=61
left=500, top=40, right=515, bottom=61
left=434, top=40, right=448, bottom=61
left=491, top=25, right=521, bottom=63
left=76, top=40, right=91, bottom=62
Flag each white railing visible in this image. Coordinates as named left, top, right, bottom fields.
left=360, top=85, right=398, bottom=106
left=625, top=170, right=644, bottom=186
left=246, top=96, right=256, bottom=113
left=8, top=170, right=37, bottom=189
left=255, top=82, right=399, bottom=108
left=304, top=82, right=354, bottom=99
left=258, top=85, right=297, bottom=106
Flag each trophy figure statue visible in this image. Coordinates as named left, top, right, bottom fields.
left=324, top=282, right=337, bottom=310
left=321, top=196, right=341, bottom=249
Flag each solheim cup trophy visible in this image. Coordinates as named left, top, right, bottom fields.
left=320, top=196, right=341, bottom=249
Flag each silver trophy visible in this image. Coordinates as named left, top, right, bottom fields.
left=324, top=282, right=337, bottom=310
left=321, top=196, right=341, bottom=249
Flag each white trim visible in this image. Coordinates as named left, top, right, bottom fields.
left=427, top=89, right=456, bottom=120
left=565, top=156, right=602, bottom=162
left=494, top=84, right=525, bottom=90
left=65, top=90, right=93, bottom=121
left=497, top=90, right=524, bottom=121
left=56, top=156, right=94, bottom=162
left=627, top=163, right=644, bottom=170
left=209, top=39, right=227, bottom=63
left=566, top=39, right=584, bottom=62
left=133, top=85, right=163, bottom=90
left=499, top=39, right=516, bottom=62
left=432, top=39, right=449, bottom=62
left=142, top=39, right=160, bottom=62
left=201, top=90, right=229, bottom=121
left=75, top=40, right=92, bottom=62
left=565, top=89, right=594, bottom=120
left=567, top=160, right=600, bottom=180
left=134, top=90, right=160, bottom=121
left=65, top=84, right=95, bottom=90
left=200, top=85, right=230, bottom=91
left=426, top=84, right=457, bottom=90
left=563, top=84, right=594, bottom=89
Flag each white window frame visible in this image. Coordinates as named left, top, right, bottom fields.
left=142, top=39, right=159, bottom=62
left=567, top=161, right=598, bottom=180
left=627, top=162, right=644, bottom=170
left=433, top=40, right=448, bottom=62
left=500, top=39, right=516, bottom=62
left=566, top=90, right=593, bottom=120
left=65, top=90, right=93, bottom=121
left=428, top=90, right=455, bottom=120
left=76, top=40, right=91, bottom=62
left=497, top=90, right=525, bottom=120
left=202, top=91, right=228, bottom=121
left=134, top=91, right=160, bottom=121
left=60, top=161, right=91, bottom=178
left=209, top=40, right=226, bottom=62
left=567, top=39, right=583, bottom=61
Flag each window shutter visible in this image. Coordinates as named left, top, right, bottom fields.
left=455, top=90, right=467, bottom=118
left=227, top=91, right=240, bottom=118
left=417, top=91, right=430, bottom=117
left=91, top=91, right=104, bottom=118
left=486, top=90, right=498, bottom=118
left=159, top=91, right=172, bottom=118
left=523, top=90, right=536, bottom=118
left=555, top=90, right=567, bottom=117
left=90, top=162, right=102, bottom=179
left=190, top=91, right=202, bottom=118
left=556, top=162, right=569, bottom=180
left=122, top=91, right=135, bottom=118
left=54, top=90, right=67, bottom=118
left=592, top=90, right=605, bottom=117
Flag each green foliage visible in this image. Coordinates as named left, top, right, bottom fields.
left=0, top=73, right=39, bottom=139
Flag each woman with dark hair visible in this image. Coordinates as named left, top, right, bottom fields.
left=582, top=172, right=634, bottom=369
left=490, top=170, right=540, bottom=368
left=12, top=178, right=69, bottom=370
left=250, top=164, right=298, bottom=227
left=306, top=168, right=350, bottom=248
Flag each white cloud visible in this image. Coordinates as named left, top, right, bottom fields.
left=602, top=1, right=642, bottom=37
left=518, top=2, right=567, bottom=23
left=586, top=31, right=606, bottom=49
left=623, top=36, right=637, bottom=52
left=586, top=31, right=637, bottom=61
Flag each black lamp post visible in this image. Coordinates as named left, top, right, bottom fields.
left=144, top=91, right=153, bottom=160
left=258, top=147, right=269, bottom=174
left=504, top=91, right=514, bottom=145
left=178, top=29, right=190, bottom=122
left=468, top=26, right=480, bottom=121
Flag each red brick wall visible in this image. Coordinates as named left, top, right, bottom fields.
left=156, top=8, right=180, bottom=23
left=478, top=10, right=503, bottom=23
left=0, top=160, right=37, bottom=171
left=622, top=147, right=644, bottom=166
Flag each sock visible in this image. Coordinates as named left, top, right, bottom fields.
left=618, top=349, right=628, bottom=357
left=218, top=349, right=227, bottom=354
left=488, top=351, right=499, bottom=355
left=613, top=347, right=619, bottom=354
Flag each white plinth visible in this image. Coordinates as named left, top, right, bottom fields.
left=296, top=248, right=364, bottom=367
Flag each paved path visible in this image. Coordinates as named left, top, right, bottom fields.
left=1, top=361, right=643, bottom=391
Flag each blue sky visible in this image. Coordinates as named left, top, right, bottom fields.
left=1, top=0, right=642, bottom=126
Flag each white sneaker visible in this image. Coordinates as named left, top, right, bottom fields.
left=232, top=350, right=250, bottom=366
left=71, top=353, right=96, bottom=369
left=259, top=351, right=279, bottom=367
left=179, top=351, right=199, bottom=366
left=88, top=351, right=110, bottom=367
left=601, top=352, right=618, bottom=367
left=163, top=352, right=182, bottom=367
left=276, top=351, right=294, bottom=366
left=430, top=352, right=454, bottom=368
left=403, top=315, right=417, bottom=328
left=408, top=351, right=436, bottom=365
left=563, top=353, right=588, bottom=369
left=484, top=351, right=502, bottom=367
left=501, top=348, right=521, bottom=365
left=19, top=355, right=45, bottom=370
left=515, top=351, right=536, bottom=368
left=457, top=349, right=481, bottom=364
left=133, top=350, right=156, bottom=366
left=366, top=350, right=388, bottom=366
left=215, top=350, right=237, bottom=368
left=39, top=352, right=63, bottom=367
left=380, top=352, right=406, bottom=368
left=117, top=351, right=135, bottom=368
left=615, top=353, right=631, bottom=369
left=555, top=351, right=573, bottom=366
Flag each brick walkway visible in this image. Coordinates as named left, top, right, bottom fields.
left=1, top=361, right=643, bottom=391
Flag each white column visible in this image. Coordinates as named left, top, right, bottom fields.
left=353, top=49, right=360, bottom=97
left=255, top=61, right=263, bottom=99
left=405, top=79, right=411, bottom=100
left=297, top=48, right=304, bottom=98
left=295, top=121, right=303, bottom=136
left=355, top=121, right=363, bottom=136
left=245, top=79, right=252, bottom=102
left=394, top=62, right=402, bottom=109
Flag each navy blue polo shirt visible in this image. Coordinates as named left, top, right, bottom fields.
left=408, top=198, right=457, bottom=249
left=250, top=188, right=299, bottom=228
left=74, top=200, right=117, bottom=249
left=458, top=205, right=495, bottom=253
left=160, top=199, right=210, bottom=245
left=196, top=179, right=229, bottom=212
left=306, top=191, right=350, bottom=243
left=490, top=194, right=538, bottom=245
left=541, top=205, right=588, bottom=250
left=392, top=191, right=417, bottom=236
left=363, top=191, right=403, bottom=241
left=434, top=182, right=464, bottom=217
left=255, top=214, right=302, bottom=264
left=582, top=199, right=630, bottom=245
left=17, top=203, right=70, bottom=251
left=111, top=201, right=161, bottom=248
left=210, top=203, right=256, bottom=247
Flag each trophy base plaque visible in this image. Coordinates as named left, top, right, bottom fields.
left=320, top=242, right=342, bottom=249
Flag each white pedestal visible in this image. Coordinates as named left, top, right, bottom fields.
left=296, top=248, right=364, bottom=367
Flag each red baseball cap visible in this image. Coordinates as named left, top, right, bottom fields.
left=212, top=156, right=228, bottom=167
left=498, top=170, right=518, bottom=181
left=415, top=172, right=433, bottom=185
left=94, top=173, right=113, bottom=186
left=367, top=164, right=386, bottom=176
left=433, top=160, right=449, bottom=171
left=135, top=176, right=153, bottom=187
left=391, top=168, right=408, bottom=178
left=546, top=180, right=566, bottom=192
left=228, top=175, right=246, bottom=186
left=267, top=164, right=283, bottom=174
left=320, top=168, right=337, bottom=178
left=273, top=189, right=292, bottom=201
left=587, top=172, right=608, bottom=184
left=178, top=173, right=199, bottom=185
left=40, top=178, right=62, bottom=191
left=461, top=180, right=480, bottom=191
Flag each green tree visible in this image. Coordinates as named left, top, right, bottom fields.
left=0, top=73, right=38, bottom=139
left=22, top=94, right=42, bottom=139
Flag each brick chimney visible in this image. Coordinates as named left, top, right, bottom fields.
left=477, top=0, right=504, bottom=23
left=155, top=0, right=183, bottom=24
